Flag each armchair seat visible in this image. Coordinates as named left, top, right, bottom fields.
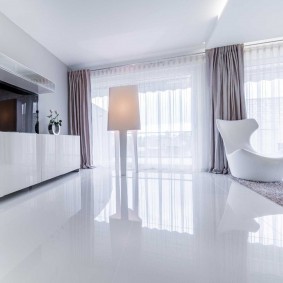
left=217, top=119, right=283, bottom=182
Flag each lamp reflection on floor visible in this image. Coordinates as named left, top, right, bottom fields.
left=110, top=173, right=142, bottom=263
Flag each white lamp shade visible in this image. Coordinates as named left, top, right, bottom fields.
left=107, top=85, right=140, bottom=131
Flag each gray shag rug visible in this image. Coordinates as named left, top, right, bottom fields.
left=230, top=175, right=283, bottom=207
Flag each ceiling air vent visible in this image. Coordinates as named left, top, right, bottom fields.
left=0, top=52, right=55, bottom=94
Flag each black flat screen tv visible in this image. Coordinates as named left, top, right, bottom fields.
left=0, top=82, right=38, bottom=133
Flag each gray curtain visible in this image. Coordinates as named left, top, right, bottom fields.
left=206, top=44, right=246, bottom=174
left=68, top=69, right=93, bottom=168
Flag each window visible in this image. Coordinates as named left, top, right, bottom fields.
left=245, top=42, right=283, bottom=155
left=91, top=54, right=209, bottom=172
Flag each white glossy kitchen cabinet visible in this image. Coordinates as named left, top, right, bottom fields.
left=0, top=133, right=80, bottom=197
left=55, top=135, right=80, bottom=177
left=40, top=134, right=80, bottom=182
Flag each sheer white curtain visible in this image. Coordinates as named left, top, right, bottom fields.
left=91, top=54, right=209, bottom=172
left=244, top=42, right=283, bottom=155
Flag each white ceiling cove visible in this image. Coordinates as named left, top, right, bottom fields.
left=0, top=0, right=283, bottom=69
left=206, top=0, right=283, bottom=48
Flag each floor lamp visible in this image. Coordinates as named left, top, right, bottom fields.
left=108, top=85, right=140, bottom=176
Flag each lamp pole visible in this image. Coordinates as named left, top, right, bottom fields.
left=119, top=130, right=127, bottom=176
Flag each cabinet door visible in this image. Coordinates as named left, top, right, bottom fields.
left=55, top=135, right=80, bottom=175
left=39, top=135, right=57, bottom=182
left=0, top=133, right=38, bottom=197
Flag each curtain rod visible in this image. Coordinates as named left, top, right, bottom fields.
left=91, top=50, right=205, bottom=72
left=245, top=38, right=283, bottom=47
left=90, top=38, right=283, bottom=72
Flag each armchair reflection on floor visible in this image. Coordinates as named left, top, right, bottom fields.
left=218, top=181, right=283, bottom=233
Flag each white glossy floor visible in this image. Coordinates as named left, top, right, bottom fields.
left=0, top=168, right=283, bottom=283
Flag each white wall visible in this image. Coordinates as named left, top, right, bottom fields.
left=0, top=12, right=69, bottom=134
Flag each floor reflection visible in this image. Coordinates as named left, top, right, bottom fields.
left=0, top=169, right=283, bottom=282
left=96, top=171, right=194, bottom=234
left=0, top=173, right=82, bottom=281
left=219, top=181, right=283, bottom=234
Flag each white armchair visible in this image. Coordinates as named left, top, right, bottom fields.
left=216, top=118, right=283, bottom=182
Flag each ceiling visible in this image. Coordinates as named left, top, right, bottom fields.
left=206, top=0, right=283, bottom=48
left=0, top=0, right=282, bottom=69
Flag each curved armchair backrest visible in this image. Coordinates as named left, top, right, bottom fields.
left=216, top=119, right=258, bottom=154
